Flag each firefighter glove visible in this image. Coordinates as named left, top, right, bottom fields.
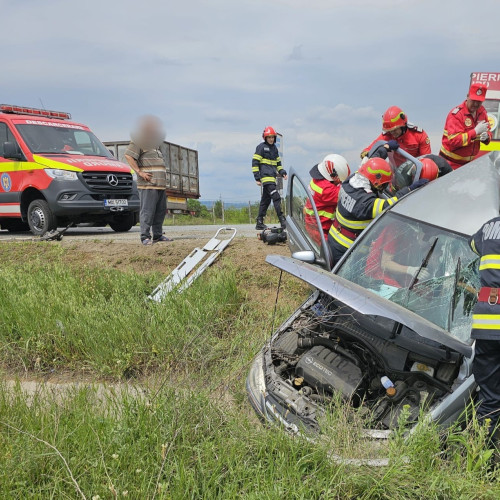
left=480, top=131, right=489, bottom=142
left=407, top=266, right=430, bottom=280
left=474, top=121, right=488, bottom=136
left=386, top=140, right=399, bottom=151
left=409, top=178, right=429, bottom=191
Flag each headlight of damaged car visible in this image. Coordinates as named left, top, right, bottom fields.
left=45, top=169, right=79, bottom=181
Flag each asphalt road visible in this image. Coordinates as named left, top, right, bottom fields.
left=0, top=224, right=260, bottom=242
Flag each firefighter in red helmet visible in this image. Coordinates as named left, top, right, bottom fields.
left=328, top=157, right=428, bottom=266
left=362, top=106, right=431, bottom=166
left=440, top=82, right=492, bottom=169
left=252, top=126, right=287, bottom=230
left=304, top=154, right=351, bottom=244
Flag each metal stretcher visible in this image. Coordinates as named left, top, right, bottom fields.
left=148, top=227, right=237, bottom=302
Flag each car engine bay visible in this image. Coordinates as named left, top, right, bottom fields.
left=267, top=293, right=462, bottom=430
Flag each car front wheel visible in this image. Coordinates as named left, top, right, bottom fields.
left=27, top=199, right=58, bottom=236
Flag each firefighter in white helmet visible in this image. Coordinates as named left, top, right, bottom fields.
left=304, top=154, right=351, bottom=244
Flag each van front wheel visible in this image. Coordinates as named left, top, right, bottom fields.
left=27, top=200, right=58, bottom=236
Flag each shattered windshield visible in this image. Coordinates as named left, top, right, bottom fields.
left=16, top=124, right=112, bottom=157
left=336, top=212, right=479, bottom=343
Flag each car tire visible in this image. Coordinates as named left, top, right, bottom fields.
left=109, top=213, right=135, bottom=232
left=27, top=199, right=58, bottom=236
left=1, top=220, right=30, bottom=232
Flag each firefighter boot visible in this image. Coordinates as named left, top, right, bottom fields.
left=255, top=217, right=267, bottom=230
left=279, top=216, right=287, bottom=229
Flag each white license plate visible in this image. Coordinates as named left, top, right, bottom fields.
left=104, top=199, right=128, bottom=207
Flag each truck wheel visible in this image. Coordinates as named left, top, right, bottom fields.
left=27, top=199, right=58, bottom=236
left=109, top=213, right=135, bottom=232
left=1, top=220, right=30, bottom=232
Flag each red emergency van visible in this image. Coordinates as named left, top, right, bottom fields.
left=0, top=104, right=139, bottom=235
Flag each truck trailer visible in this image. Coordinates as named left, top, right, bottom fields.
left=104, top=140, right=200, bottom=213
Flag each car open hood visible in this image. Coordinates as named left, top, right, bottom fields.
left=33, top=154, right=133, bottom=173
left=266, top=254, right=473, bottom=358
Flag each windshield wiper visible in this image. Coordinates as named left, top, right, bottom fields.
left=449, top=257, right=462, bottom=328
left=408, top=236, right=439, bottom=291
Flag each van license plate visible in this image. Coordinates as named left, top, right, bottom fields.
left=104, top=199, right=128, bottom=207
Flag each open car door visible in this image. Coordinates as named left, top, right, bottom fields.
left=285, top=169, right=332, bottom=271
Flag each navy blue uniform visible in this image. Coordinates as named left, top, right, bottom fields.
left=470, top=216, right=500, bottom=431
left=328, top=178, right=399, bottom=266
left=252, top=141, right=286, bottom=219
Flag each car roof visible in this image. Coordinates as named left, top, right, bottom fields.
left=391, top=152, right=500, bottom=236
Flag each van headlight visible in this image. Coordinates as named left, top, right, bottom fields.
left=131, top=172, right=138, bottom=181
left=45, top=169, right=79, bottom=181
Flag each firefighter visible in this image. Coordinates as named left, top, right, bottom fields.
left=469, top=216, right=500, bottom=439
left=440, top=82, right=492, bottom=169
left=361, top=106, right=431, bottom=165
left=304, top=154, right=351, bottom=244
left=252, top=126, right=287, bottom=230
left=328, top=157, right=428, bottom=266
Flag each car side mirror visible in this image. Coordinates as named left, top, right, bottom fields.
left=3, top=142, right=23, bottom=160
left=292, top=250, right=316, bottom=264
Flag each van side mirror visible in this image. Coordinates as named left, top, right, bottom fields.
left=3, top=142, right=23, bottom=160
left=291, top=250, right=316, bottom=264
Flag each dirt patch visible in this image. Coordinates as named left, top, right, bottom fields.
left=59, top=236, right=290, bottom=275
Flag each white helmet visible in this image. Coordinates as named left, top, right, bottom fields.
left=318, top=154, right=351, bottom=182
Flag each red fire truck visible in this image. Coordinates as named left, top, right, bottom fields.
left=0, top=104, right=139, bottom=235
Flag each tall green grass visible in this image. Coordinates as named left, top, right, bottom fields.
left=1, top=383, right=500, bottom=499
left=0, top=246, right=296, bottom=379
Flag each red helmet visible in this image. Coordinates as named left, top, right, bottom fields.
left=382, top=106, right=407, bottom=133
left=358, top=158, right=393, bottom=190
left=262, top=126, right=277, bottom=139
left=420, top=157, right=439, bottom=181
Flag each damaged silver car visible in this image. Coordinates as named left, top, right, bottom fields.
left=247, top=151, right=500, bottom=450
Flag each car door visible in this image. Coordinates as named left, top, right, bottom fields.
left=285, top=168, right=332, bottom=271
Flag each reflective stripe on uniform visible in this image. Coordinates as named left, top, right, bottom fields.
left=442, top=130, right=461, bottom=140
left=479, top=254, right=500, bottom=270
left=253, top=154, right=263, bottom=161
left=335, top=210, right=370, bottom=230
left=260, top=176, right=277, bottom=183
left=252, top=167, right=260, bottom=172
left=471, top=238, right=478, bottom=255
left=328, top=224, right=355, bottom=249
left=372, top=198, right=386, bottom=218
left=439, top=146, right=475, bottom=162
left=259, top=158, right=280, bottom=166
left=305, top=207, right=334, bottom=219
left=309, top=179, right=323, bottom=195
left=472, top=314, right=500, bottom=329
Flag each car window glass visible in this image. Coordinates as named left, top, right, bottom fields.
left=336, top=212, right=479, bottom=343
left=290, top=175, right=321, bottom=256
left=0, top=123, right=20, bottom=157
left=15, top=124, right=112, bottom=157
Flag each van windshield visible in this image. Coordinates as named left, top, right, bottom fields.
left=16, top=124, right=112, bottom=157
left=335, top=212, right=480, bottom=343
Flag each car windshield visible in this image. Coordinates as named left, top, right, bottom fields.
left=16, top=124, right=112, bottom=157
left=335, top=212, right=479, bottom=343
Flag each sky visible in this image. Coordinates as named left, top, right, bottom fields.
left=2, top=0, right=500, bottom=201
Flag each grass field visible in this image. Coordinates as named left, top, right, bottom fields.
left=1, top=240, right=500, bottom=498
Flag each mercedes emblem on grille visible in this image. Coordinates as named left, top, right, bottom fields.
left=107, top=174, right=119, bottom=187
